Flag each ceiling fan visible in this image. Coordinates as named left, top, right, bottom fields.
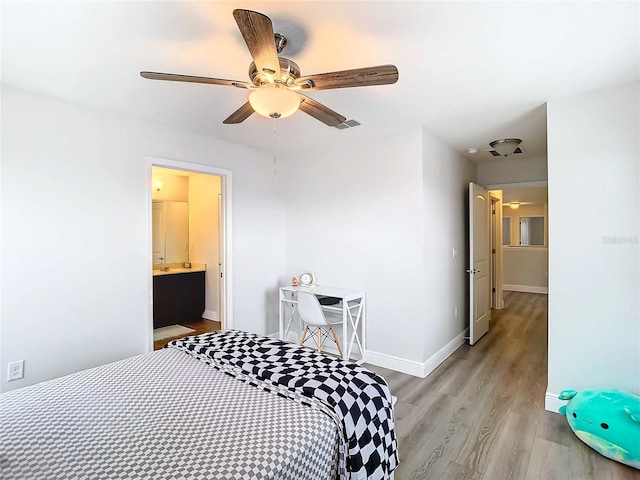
left=140, top=9, right=399, bottom=127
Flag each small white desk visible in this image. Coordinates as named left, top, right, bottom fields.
left=278, top=285, right=366, bottom=363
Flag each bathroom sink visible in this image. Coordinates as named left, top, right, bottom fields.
left=153, top=266, right=205, bottom=276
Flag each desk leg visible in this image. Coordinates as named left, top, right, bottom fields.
left=283, top=304, right=296, bottom=341
left=342, top=301, right=348, bottom=361
left=278, top=292, right=284, bottom=340
left=362, top=293, right=366, bottom=361
left=279, top=290, right=295, bottom=341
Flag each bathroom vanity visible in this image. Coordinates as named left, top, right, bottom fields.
left=153, top=268, right=205, bottom=328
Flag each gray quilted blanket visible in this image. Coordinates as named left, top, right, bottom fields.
left=0, top=347, right=338, bottom=479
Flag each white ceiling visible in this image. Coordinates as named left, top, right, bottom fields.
left=2, top=1, right=638, bottom=162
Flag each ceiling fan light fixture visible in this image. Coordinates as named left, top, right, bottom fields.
left=490, top=138, right=522, bottom=157
left=249, top=84, right=300, bottom=119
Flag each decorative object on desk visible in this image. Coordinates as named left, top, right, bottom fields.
left=559, top=388, right=640, bottom=469
left=299, top=272, right=315, bottom=286
left=291, top=276, right=299, bottom=286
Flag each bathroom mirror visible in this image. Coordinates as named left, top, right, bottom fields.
left=502, top=217, right=511, bottom=245
left=152, top=200, right=189, bottom=264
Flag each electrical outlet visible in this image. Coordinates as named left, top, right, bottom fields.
left=7, top=360, right=24, bottom=381
left=452, top=247, right=458, bottom=259
left=454, top=307, right=459, bottom=319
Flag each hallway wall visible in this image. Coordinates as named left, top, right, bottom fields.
left=547, top=82, right=639, bottom=401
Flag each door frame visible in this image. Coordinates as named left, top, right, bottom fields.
left=488, top=190, right=504, bottom=310
left=146, top=156, right=233, bottom=352
left=484, top=180, right=548, bottom=306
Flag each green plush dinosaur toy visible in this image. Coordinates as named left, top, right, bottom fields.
left=559, top=388, right=640, bottom=470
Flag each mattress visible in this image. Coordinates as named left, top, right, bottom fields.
left=0, top=347, right=339, bottom=480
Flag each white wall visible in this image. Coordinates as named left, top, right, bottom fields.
left=477, top=155, right=548, bottom=186
left=547, top=82, right=640, bottom=398
left=279, top=131, right=426, bottom=363
left=0, top=85, right=286, bottom=391
left=422, top=128, right=477, bottom=362
left=280, top=128, right=475, bottom=374
left=502, top=248, right=548, bottom=292
left=0, top=86, right=478, bottom=387
left=151, top=171, right=188, bottom=202
left=189, top=174, right=221, bottom=320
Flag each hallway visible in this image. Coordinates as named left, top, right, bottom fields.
left=369, top=292, right=640, bottom=480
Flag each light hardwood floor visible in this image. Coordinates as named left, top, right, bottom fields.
left=368, top=292, right=640, bottom=480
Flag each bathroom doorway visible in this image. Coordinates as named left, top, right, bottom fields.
left=147, top=157, right=232, bottom=351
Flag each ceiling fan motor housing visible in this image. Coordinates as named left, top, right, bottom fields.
left=249, top=57, right=301, bottom=86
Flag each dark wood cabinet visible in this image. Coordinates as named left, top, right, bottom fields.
left=153, top=271, right=205, bottom=328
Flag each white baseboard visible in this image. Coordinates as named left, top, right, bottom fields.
left=270, top=329, right=467, bottom=381
left=367, top=329, right=468, bottom=378
left=545, top=391, right=567, bottom=414
left=503, top=284, right=548, bottom=294
left=365, top=350, right=427, bottom=377
left=202, top=310, right=219, bottom=321
left=422, top=329, right=468, bottom=378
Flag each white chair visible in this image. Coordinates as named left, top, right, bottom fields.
left=297, top=291, right=344, bottom=358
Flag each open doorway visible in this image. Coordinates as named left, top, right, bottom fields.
left=147, top=157, right=233, bottom=351
left=498, top=186, right=548, bottom=295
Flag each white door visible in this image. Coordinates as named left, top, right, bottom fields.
left=469, top=182, right=491, bottom=345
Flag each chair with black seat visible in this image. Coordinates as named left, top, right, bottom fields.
left=296, top=291, right=344, bottom=358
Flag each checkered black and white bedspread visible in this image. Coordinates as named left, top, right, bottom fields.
left=0, top=347, right=339, bottom=479
left=168, top=330, right=399, bottom=480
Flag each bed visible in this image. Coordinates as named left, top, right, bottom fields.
left=1, top=330, right=398, bottom=479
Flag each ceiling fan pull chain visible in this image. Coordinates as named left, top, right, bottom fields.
left=273, top=117, right=278, bottom=176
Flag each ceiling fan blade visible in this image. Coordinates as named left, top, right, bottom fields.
left=223, top=102, right=254, bottom=124
left=140, top=71, right=253, bottom=89
left=298, top=95, right=346, bottom=127
left=294, top=65, right=398, bottom=91
left=233, top=9, right=281, bottom=81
